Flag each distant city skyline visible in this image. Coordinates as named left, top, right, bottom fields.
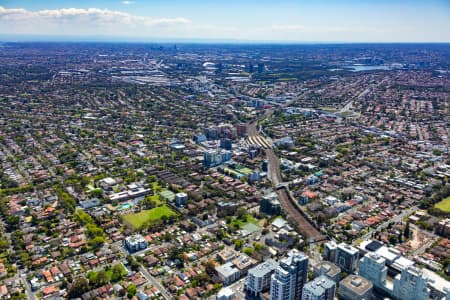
left=1, top=0, right=450, bottom=42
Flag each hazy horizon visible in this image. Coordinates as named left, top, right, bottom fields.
left=3, top=35, right=450, bottom=45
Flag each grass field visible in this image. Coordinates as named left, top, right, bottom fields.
left=435, top=196, right=450, bottom=213
left=152, top=181, right=162, bottom=192
left=148, top=194, right=163, bottom=205
left=229, top=214, right=258, bottom=229
left=122, top=205, right=177, bottom=229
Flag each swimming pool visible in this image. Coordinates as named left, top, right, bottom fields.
left=118, top=202, right=132, bottom=210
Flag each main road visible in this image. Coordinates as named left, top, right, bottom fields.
left=353, top=205, right=419, bottom=246
left=116, top=242, right=173, bottom=300
left=19, top=270, right=36, bottom=300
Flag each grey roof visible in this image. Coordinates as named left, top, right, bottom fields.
left=316, top=261, right=341, bottom=277
left=303, top=275, right=335, bottom=296
left=248, top=259, right=278, bottom=277
left=340, top=275, right=373, bottom=295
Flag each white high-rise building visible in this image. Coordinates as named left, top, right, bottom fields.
left=270, top=249, right=309, bottom=300
left=359, top=253, right=388, bottom=289
left=393, top=266, right=430, bottom=300
left=245, top=259, right=278, bottom=297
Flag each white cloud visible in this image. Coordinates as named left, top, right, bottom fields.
left=1, top=5, right=442, bottom=42
left=0, top=6, right=191, bottom=36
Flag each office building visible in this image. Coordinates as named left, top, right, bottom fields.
left=245, top=259, right=278, bottom=297
left=301, top=275, right=335, bottom=300
left=359, top=253, right=388, bottom=290
left=335, top=243, right=359, bottom=273
left=393, top=266, right=430, bottom=300
left=338, top=275, right=373, bottom=300
left=270, top=249, right=309, bottom=300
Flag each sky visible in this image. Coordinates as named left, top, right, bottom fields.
left=0, top=0, right=449, bottom=42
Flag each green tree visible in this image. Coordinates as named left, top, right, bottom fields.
left=253, top=242, right=263, bottom=251
left=95, top=270, right=109, bottom=287
left=5, top=215, right=20, bottom=229
left=234, top=239, right=244, bottom=250
left=127, top=284, right=137, bottom=298
left=111, top=264, right=126, bottom=282
left=244, top=247, right=253, bottom=256
left=89, top=236, right=105, bottom=249
left=90, top=188, right=104, bottom=198
left=68, top=277, right=89, bottom=298
left=127, top=255, right=140, bottom=272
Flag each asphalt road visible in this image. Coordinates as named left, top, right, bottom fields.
left=20, top=271, right=37, bottom=300
left=116, top=242, right=173, bottom=300
left=139, top=265, right=173, bottom=300
left=354, top=205, right=419, bottom=245
left=410, top=223, right=439, bottom=257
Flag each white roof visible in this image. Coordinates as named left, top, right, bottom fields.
left=391, top=256, right=414, bottom=271
left=216, top=262, right=238, bottom=278
left=217, top=287, right=234, bottom=298
left=272, top=218, right=287, bottom=229
left=422, top=269, right=450, bottom=293
left=375, top=246, right=400, bottom=263
left=102, top=177, right=116, bottom=185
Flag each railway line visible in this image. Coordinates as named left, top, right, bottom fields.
left=247, top=121, right=327, bottom=243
